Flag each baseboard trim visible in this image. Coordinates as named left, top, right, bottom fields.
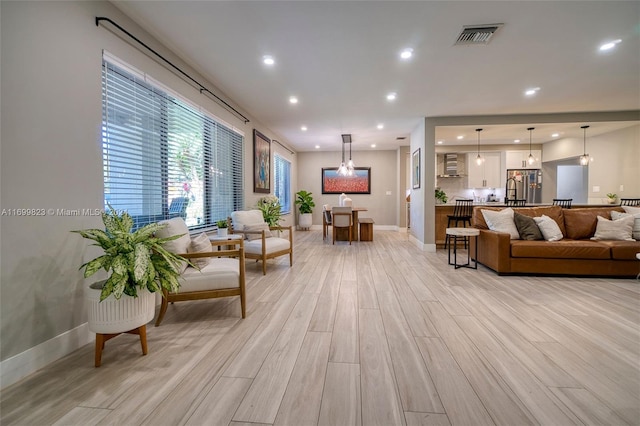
left=1, top=323, right=93, bottom=389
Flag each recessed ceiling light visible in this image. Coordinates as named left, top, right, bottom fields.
left=386, top=92, right=397, bottom=101
left=371, top=144, right=376, bottom=148
left=301, top=126, right=308, bottom=131
left=289, top=96, right=298, bottom=104
left=262, top=55, right=275, bottom=65
left=315, top=145, right=320, bottom=149
left=600, top=39, right=622, bottom=51
left=377, top=123, right=384, bottom=130
left=551, top=133, right=559, bottom=138
left=437, top=140, right=443, bottom=145
left=400, top=48, right=413, bottom=60
left=457, top=135, right=464, bottom=140
left=525, top=87, right=540, bottom=96
left=514, top=139, right=520, bottom=143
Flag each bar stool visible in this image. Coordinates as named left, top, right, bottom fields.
left=505, top=198, right=526, bottom=207
left=552, top=198, right=573, bottom=209
left=445, top=199, right=474, bottom=249
left=621, top=198, right=640, bottom=206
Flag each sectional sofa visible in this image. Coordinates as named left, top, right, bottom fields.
left=471, top=205, right=640, bottom=277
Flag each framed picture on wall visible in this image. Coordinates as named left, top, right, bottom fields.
left=321, top=167, right=371, bottom=194
left=253, top=129, right=270, bottom=193
left=412, top=148, right=421, bottom=189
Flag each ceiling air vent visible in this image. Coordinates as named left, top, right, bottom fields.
left=455, top=24, right=503, bottom=45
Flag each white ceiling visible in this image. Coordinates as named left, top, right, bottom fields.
left=112, top=1, right=640, bottom=152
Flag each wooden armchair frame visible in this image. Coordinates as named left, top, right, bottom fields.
left=154, top=239, right=246, bottom=326
left=228, top=218, right=293, bottom=275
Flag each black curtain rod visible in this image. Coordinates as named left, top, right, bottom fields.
left=272, top=140, right=295, bottom=155
left=96, top=16, right=250, bottom=124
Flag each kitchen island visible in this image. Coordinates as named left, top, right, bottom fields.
left=435, top=203, right=617, bottom=249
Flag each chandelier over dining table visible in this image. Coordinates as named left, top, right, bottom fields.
left=337, top=134, right=355, bottom=176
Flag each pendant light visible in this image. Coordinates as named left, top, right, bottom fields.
left=338, top=134, right=353, bottom=176
left=579, top=125, right=590, bottom=166
left=475, top=128, right=484, bottom=165
left=527, top=127, right=535, bottom=165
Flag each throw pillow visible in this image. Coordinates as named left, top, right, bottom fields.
left=481, top=208, right=520, bottom=239
left=156, top=217, right=190, bottom=273
left=591, top=215, right=635, bottom=241
left=514, top=212, right=544, bottom=240
left=612, top=211, right=640, bottom=240
left=533, top=215, right=564, bottom=241
left=244, top=223, right=273, bottom=241
left=188, top=232, right=213, bottom=268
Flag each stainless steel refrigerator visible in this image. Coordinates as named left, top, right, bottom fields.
left=506, top=169, right=542, bottom=204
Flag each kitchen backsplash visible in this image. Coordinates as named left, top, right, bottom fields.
left=436, top=177, right=505, bottom=203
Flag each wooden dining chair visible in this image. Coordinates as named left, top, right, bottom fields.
left=332, top=206, right=353, bottom=245
left=322, top=204, right=332, bottom=240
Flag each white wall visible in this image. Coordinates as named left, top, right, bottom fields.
left=296, top=149, right=399, bottom=227
left=542, top=124, right=640, bottom=203
left=0, top=0, right=294, bottom=384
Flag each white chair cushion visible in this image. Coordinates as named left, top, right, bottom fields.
left=188, top=232, right=213, bottom=268
left=244, top=223, right=273, bottom=241
left=231, top=210, right=265, bottom=230
left=178, top=258, right=240, bottom=292
left=156, top=217, right=191, bottom=273
left=245, top=237, right=290, bottom=255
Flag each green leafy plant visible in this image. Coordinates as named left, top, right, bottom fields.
left=295, top=190, right=315, bottom=214
left=256, top=195, right=282, bottom=227
left=606, top=193, right=617, bottom=199
left=216, top=219, right=228, bottom=228
left=73, top=206, right=186, bottom=301
left=435, top=188, right=448, bottom=203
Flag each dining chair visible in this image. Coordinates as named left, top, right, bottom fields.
left=505, top=198, right=527, bottom=207
left=620, top=198, right=640, bottom=206
left=552, top=198, right=573, bottom=209
left=445, top=199, right=473, bottom=249
left=322, top=204, right=332, bottom=240
left=332, top=206, right=353, bottom=245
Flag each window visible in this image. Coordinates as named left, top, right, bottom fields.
left=101, top=55, right=244, bottom=230
left=274, top=154, right=291, bottom=214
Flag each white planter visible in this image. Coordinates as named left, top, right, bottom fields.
left=299, top=213, right=312, bottom=230
left=217, top=227, right=228, bottom=237
left=86, top=282, right=155, bottom=334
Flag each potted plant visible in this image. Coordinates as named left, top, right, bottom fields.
left=435, top=188, right=448, bottom=204
left=295, top=190, right=315, bottom=230
left=606, top=193, right=617, bottom=204
left=216, top=219, right=228, bottom=236
left=256, top=195, right=282, bottom=227
left=73, top=206, right=186, bottom=360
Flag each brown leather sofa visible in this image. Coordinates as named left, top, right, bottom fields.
left=471, top=205, right=640, bottom=277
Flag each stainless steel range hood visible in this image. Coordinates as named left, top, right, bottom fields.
left=437, top=153, right=464, bottom=177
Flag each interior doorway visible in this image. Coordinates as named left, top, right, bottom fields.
left=557, top=163, right=588, bottom=203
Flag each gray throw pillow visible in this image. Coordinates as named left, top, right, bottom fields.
left=514, top=212, right=544, bottom=241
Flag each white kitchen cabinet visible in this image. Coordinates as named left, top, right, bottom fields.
left=506, top=150, right=541, bottom=169
left=467, top=152, right=502, bottom=188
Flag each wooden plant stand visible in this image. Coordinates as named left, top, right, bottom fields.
left=94, top=324, right=148, bottom=367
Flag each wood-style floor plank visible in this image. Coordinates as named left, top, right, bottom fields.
left=1, top=230, right=638, bottom=426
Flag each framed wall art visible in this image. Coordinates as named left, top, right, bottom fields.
left=321, top=167, right=371, bottom=194
left=253, top=129, right=271, bottom=193
left=412, top=148, right=421, bottom=189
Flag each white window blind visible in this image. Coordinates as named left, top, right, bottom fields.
left=102, top=57, right=244, bottom=230
left=274, top=154, right=291, bottom=214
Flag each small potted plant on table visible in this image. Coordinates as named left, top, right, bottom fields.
left=435, top=188, right=448, bottom=204
left=606, top=193, right=617, bottom=204
left=216, top=219, right=229, bottom=236
left=73, top=206, right=186, bottom=366
left=295, top=190, right=315, bottom=230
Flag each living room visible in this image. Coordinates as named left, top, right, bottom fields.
left=1, top=1, right=639, bottom=425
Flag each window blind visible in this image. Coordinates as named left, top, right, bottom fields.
left=102, top=57, right=244, bottom=230
left=274, top=154, right=291, bottom=214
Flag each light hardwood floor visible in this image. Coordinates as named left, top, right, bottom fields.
left=2, top=230, right=639, bottom=426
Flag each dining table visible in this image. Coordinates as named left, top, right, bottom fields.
left=325, top=206, right=368, bottom=241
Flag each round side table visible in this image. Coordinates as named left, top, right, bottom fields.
left=445, top=227, right=480, bottom=269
